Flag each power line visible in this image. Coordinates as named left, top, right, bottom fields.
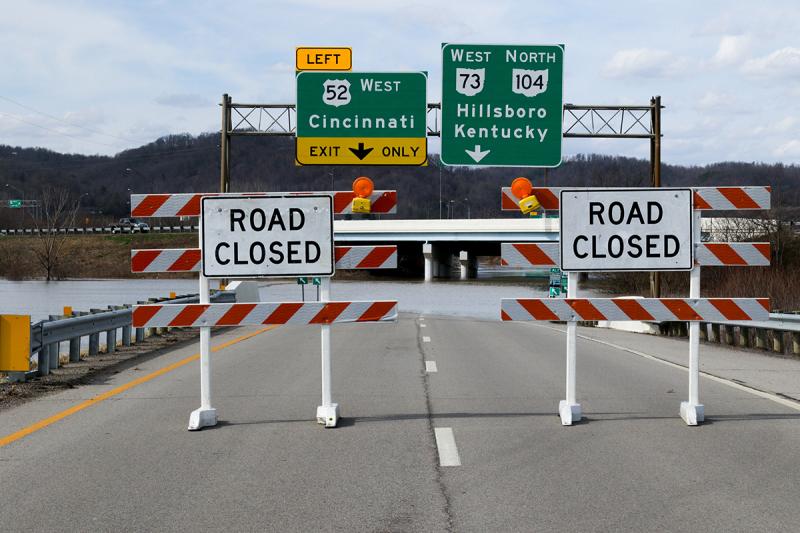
left=0, top=95, right=136, bottom=144
left=0, top=111, right=123, bottom=150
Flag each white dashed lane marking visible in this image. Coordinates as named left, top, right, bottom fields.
left=425, top=360, right=438, bottom=373
left=434, top=427, right=461, bottom=466
left=422, top=336, right=431, bottom=343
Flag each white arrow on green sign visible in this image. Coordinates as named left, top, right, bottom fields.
left=441, top=43, right=564, bottom=167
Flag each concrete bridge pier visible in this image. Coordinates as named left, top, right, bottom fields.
left=423, top=243, right=453, bottom=281
left=459, top=251, right=478, bottom=280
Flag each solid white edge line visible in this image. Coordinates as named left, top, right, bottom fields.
left=425, top=360, right=438, bottom=373
left=434, top=427, right=461, bottom=466
left=532, top=322, right=800, bottom=413
left=422, top=336, right=431, bottom=342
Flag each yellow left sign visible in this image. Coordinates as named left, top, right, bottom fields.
left=296, top=47, right=352, bottom=71
left=0, top=314, right=30, bottom=372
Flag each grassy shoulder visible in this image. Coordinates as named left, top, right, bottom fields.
left=0, top=233, right=199, bottom=280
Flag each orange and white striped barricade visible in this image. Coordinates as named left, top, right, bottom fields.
left=133, top=301, right=398, bottom=328
left=131, top=245, right=398, bottom=273
left=500, top=298, right=769, bottom=323
left=501, top=242, right=771, bottom=268
left=131, top=190, right=398, bottom=218
left=500, top=186, right=772, bottom=212
left=130, top=192, right=400, bottom=430
left=500, top=185, right=772, bottom=427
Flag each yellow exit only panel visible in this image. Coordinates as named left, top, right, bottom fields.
left=0, top=314, right=30, bottom=372
left=296, top=47, right=352, bottom=71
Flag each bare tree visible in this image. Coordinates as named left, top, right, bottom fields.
left=32, top=187, right=80, bottom=281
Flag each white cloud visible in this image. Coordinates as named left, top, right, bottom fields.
left=155, top=94, right=212, bottom=109
left=712, top=35, right=751, bottom=65
left=742, top=47, right=800, bottom=78
left=695, top=91, right=735, bottom=110
left=772, top=139, right=800, bottom=158
left=602, top=48, right=690, bottom=78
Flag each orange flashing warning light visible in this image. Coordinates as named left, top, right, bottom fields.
left=352, top=177, right=374, bottom=214
left=510, top=177, right=540, bottom=216
left=352, top=176, right=374, bottom=198
left=511, top=177, right=533, bottom=199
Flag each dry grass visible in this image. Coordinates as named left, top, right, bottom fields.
left=0, top=233, right=198, bottom=280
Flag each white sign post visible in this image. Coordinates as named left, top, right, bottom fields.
left=560, top=188, right=693, bottom=272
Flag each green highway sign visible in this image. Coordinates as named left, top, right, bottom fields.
left=441, top=43, right=564, bottom=167
left=8, top=199, right=22, bottom=208
left=296, top=71, right=428, bottom=166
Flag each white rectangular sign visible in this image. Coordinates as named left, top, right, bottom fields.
left=201, top=195, right=334, bottom=278
left=559, top=188, right=693, bottom=272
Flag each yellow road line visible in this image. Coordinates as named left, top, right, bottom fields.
left=0, top=326, right=276, bottom=448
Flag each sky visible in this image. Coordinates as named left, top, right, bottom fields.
left=0, top=0, right=799, bottom=165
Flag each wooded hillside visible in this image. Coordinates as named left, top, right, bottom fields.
left=1, top=133, right=799, bottom=226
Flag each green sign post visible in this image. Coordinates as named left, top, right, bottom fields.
left=296, top=71, right=427, bottom=166
left=441, top=43, right=564, bottom=167
left=7, top=199, right=22, bottom=208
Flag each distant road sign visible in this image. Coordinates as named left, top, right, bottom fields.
left=559, top=188, right=693, bottom=272
left=441, top=43, right=564, bottom=167
left=7, top=199, right=22, bottom=208
left=201, top=195, right=334, bottom=278
left=296, top=71, right=427, bottom=165
left=296, top=47, right=352, bottom=71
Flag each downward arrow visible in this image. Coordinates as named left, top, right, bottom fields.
left=465, top=144, right=490, bottom=163
left=349, top=142, right=374, bottom=160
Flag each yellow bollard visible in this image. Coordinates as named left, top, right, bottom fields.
left=63, top=306, right=73, bottom=316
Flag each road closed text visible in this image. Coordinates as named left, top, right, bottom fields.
left=572, top=202, right=680, bottom=260
left=202, top=195, right=334, bottom=278
left=560, top=189, right=693, bottom=272
left=214, top=208, right=322, bottom=267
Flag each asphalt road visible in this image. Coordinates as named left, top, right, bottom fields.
left=2, top=315, right=800, bottom=532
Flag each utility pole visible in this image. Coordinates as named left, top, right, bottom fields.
left=650, top=95, right=662, bottom=298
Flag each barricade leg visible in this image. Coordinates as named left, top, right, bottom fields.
left=316, top=277, right=339, bottom=427
left=188, top=273, right=217, bottom=430
left=681, top=211, right=704, bottom=426
left=135, top=327, right=145, bottom=344
left=559, top=272, right=581, bottom=425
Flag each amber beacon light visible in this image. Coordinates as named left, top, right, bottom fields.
left=351, top=176, right=374, bottom=214
left=511, top=177, right=540, bottom=216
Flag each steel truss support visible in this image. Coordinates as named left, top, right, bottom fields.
left=219, top=96, right=664, bottom=298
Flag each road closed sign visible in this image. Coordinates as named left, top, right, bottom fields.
left=201, top=195, right=334, bottom=278
left=559, top=188, right=693, bottom=272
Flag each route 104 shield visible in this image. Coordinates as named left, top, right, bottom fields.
left=201, top=195, right=334, bottom=278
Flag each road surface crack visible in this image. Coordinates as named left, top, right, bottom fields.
left=416, top=316, right=456, bottom=533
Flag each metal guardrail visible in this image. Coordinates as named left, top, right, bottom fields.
left=8, top=290, right=235, bottom=382
left=0, top=226, right=199, bottom=236
left=654, top=313, right=800, bottom=356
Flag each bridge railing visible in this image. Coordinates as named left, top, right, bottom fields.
left=9, top=290, right=235, bottom=382
left=590, top=313, right=800, bottom=356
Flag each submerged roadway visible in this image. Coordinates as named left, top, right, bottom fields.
left=2, top=314, right=799, bottom=532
